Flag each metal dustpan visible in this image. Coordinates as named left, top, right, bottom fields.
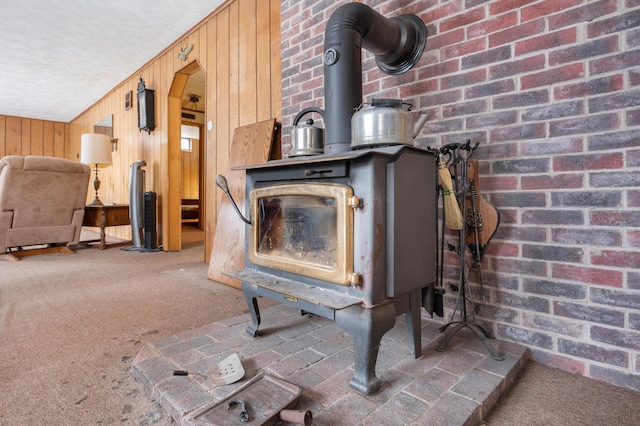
left=207, top=353, right=245, bottom=385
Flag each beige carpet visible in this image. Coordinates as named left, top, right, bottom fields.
left=0, top=230, right=249, bottom=425
left=1, top=230, right=638, bottom=425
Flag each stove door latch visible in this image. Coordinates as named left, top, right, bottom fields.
left=349, top=273, right=361, bottom=287
left=349, top=195, right=361, bottom=209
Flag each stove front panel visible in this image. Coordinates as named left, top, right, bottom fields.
left=242, top=146, right=437, bottom=306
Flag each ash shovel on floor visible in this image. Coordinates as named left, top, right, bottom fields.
left=173, top=353, right=245, bottom=385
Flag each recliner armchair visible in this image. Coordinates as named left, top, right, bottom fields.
left=0, top=155, right=91, bottom=260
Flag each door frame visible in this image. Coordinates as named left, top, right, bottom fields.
left=166, top=60, right=205, bottom=252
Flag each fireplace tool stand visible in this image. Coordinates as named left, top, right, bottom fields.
left=435, top=142, right=503, bottom=361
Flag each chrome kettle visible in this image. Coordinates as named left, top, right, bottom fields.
left=351, top=99, right=428, bottom=148
left=289, top=107, right=325, bottom=157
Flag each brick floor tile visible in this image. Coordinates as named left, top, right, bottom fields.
left=308, top=348, right=354, bottom=379
left=362, top=391, right=429, bottom=426
left=418, top=391, right=481, bottom=426
left=436, top=347, right=486, bottom=376
left=403, top=368, right=460, bottom=403
left=315, top=392, right=379, bottom=425
left=267, top=349, right=325, bottom=377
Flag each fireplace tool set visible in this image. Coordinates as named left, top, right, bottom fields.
left=433, top=140, right=503, bottom=361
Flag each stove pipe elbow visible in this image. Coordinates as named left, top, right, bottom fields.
left=323, top=3, right=427, bottom=154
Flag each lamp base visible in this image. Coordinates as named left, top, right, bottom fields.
left=88, top=197, right=104, bottom=207
left=90, top=166, right=105, bottom=207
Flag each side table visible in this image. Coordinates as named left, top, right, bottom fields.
left=82, top=204, right=131, bottom=249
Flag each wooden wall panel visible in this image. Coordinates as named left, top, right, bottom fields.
left=0, top=0, right=283, bottom=264
left=0, top=115, right=70, bottom=159
left=30, top=119, right=44, bottom=156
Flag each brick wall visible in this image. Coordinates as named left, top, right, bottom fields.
left=280, top=0, right=640, bottom=390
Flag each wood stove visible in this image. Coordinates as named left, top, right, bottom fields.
left=226, top=145, right=437, bottom=394
left=220, top=2, right=433, bottom=395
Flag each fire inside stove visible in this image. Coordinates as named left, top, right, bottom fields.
left=249, top=183, right=356, bottom=285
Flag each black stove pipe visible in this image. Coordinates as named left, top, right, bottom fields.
left=323, top=3, right=427, bottom=154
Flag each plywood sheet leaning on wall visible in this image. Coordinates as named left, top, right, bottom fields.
left=208, top=118, right=278, bottom=289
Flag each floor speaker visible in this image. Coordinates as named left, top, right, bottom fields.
left=144, top=191, right=158, bottom=250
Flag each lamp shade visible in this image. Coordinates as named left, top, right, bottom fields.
left=81, top=133, right=112, bottom=167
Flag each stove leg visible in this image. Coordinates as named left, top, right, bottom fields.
left=404, top=289, right=422, bottom=359
left=335, top=302, right=396, bottom=395
left=241, top=283, right=261, bottom=337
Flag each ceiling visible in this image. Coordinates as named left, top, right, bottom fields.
left=0, top=0, right=225, bottom=123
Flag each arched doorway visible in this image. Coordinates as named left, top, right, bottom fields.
left=166, top=60, right=206, bottom=256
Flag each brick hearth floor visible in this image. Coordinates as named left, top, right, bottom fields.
left=132, top=304, right=528, bottom=425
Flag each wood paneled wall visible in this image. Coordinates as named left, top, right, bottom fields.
left=69, top=0, right=281, bottom=259
left=0, top=115, right=71, bottom=159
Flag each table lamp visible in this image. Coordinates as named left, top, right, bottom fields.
left=81, top=133, right=112, bottom=206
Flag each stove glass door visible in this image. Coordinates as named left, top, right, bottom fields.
left=249, top=183, right=354, bottom=285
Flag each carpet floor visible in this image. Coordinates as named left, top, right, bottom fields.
left=1, top=229, right=638, bottom=425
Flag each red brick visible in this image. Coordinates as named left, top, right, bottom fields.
left=462, top=45, right=512, bottom=70
left=523, top=209, right=584, bottom=225
left=440, top=7, right=486, bottom=32
left=482, top=176, right=518, bottom=191
left=467, top=111, right=517, bottom=128
left=492, top=257, right=547, bottom=277
left=592, top=326, right=640, bottom=350
left=520, top=137, right=584, bottom=156
left=553, top=153, right=624, bottom=171
left=419, top=58, right=459, bottom=79
left=515, top=28, right=577, bottom=57
left=521, top=174, right=584, bottom=190
left=441, top=69, right=487, bottom=90
left=552, top=228, right=622, bottom=247
left=489, top=0, right=540, bottom=16
left=590, top=50, right=640, bottom=75
left=528, top=349, right=586, bottom=375
left=587, top=8, right=640, bottom=38
left=590, top=250, right=640, bottom=268
left=627, top=229, right=640, bottom=247
left=428, top=28, right=465, bottom=51
left=490, top=20, right=546, bottom=49
left=590, top=365, right=640, bottom=392
left=549, top=0, right=618, bottom=30
left=549, top=113, right=619, bottom=137
left=522, top=312, right=586, bottom=338
left=468, top=11, right=518, bottom=39
left=552, top=264, right=623, bottom=287
left=627, top=109, right=640, bottom=126
left=485, top=241, right=519, bottom=257
left=424, top=0, right=462, bottom=23
left=490, top=55, right=545, bottom=79
left=521, top=63, right=585, bottom=91
left=591, top=210, right=640, bottom=227
left=443, top=99, right=487, bottom=117
left=441, top=38, right=486, bottom=61
left=589, top=88, right=640, bottom=113
left=558, top=338, right=628, bottom=367
left=494, top=90, right=549, bottom=110
left=521, top=0, right=583, bottom=23
left=550, top=36, right=619, bottom=66
left=490, top=123, right=546, bottom=142
left=554, top=74, right=624, bottom=100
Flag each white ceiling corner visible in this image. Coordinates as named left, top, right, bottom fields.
left=0, top=0, right=225, bottom=122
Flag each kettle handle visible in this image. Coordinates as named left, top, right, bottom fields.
left=293, top=107, right=325, bottom=126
